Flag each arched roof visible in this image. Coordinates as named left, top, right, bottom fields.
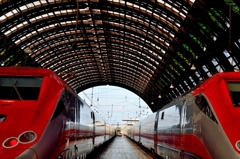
left=1, top=0, right=240, bottom=112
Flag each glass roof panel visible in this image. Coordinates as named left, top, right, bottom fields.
left=0, top=0, right=217, bottom=108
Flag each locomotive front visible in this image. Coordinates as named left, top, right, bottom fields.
left=0, top=69, right=52, bottom=158
left=193, top=72, right=240, bottom=158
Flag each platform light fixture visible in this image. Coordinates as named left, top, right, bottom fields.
left=170, top=58, right=174, bottom=89
left=191, top=64, right=196, bottom=70
left=158, top=75, right=162, bottom=98
left=151, top=89, right=154, bottom=105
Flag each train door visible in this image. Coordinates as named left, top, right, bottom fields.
left=75, top=98, right=80, bottom=138
left=71, top=96, right=77, bottom=141
left=180, top=101, right=186, bottom=146
left=104, top=121, right=106, bottom=142
left=154, top=111, right=160, bottom=154
left=181, top=100, right=193, bottom=156
left=180, top=100, right=186, bottom=134
left=91, top=111, right=95, bottom=145
left=138, top=122, right=141, bottom=143
left=66, top=91, right=76, bottom=141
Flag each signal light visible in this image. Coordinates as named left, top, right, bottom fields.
left=19, top=131, right=37, bottom=144
left=9, top=138, right=17, bottom=146
left=2, top=131, right=37, bottom=148
left=2, top=137, right=18, bottom=148
left=236, top=140, right=240, bottom=150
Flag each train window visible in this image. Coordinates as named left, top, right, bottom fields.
left=61, top=90, right=76, bottom=122
left=161, top=112, right=164, bottom=120
left=0, top=77, right=42, bottom=100
left=51, top=99, right=65, bottom=120
left=69, top=95, right=76, bottom=122
left=76, top=99, right=80, bottom=123
left=227, top=82, right=240, bottom=107
left=91, top=111, right=95, bottom=119
left=195, top=95, right=218, bottom=123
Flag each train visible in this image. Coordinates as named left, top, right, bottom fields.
left=115, top=126, right=122, bottom=137
left=0, top=67, right=115, bottom=159
left=124, top=72, right=240, bottom=159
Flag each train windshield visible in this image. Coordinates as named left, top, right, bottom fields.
left=227, top=82, right=240, bottom=107
left=0, top=76, right=43, bottom=100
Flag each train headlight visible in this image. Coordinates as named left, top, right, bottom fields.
left=2, top=137, right=19, bottom=148
left=236, top=140, right=240, bottom=150
left=18, top=131, right=37, bottom=144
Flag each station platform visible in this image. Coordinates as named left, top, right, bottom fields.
left=86, top=135, right=154, bottom=159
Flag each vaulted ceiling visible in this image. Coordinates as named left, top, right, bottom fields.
left=1, top=0, right=240, bottom=112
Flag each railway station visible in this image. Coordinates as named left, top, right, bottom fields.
left=1, top=0, right=240, bottom=159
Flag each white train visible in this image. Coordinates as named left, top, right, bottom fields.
left=0, top=67, right=115, bottom=159
left=125, top=72, right=240, bottom=159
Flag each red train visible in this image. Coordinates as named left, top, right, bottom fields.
left=0, top=67, right=115, bottom=159
left=125, top=72, right=240, bottom=159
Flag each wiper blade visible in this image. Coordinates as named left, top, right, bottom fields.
left=13, top=79, right=23, bottom=100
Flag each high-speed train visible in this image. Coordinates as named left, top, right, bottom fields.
left=125, top=72, right=240, bottom=159
left=0, top=67, right=115, bottom=159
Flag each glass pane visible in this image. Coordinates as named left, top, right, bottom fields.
left=0, top=77, right=43, bottom=100
left=227, top=82, right=240, bottom=107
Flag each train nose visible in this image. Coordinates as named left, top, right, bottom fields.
left=16, top=148, right=38, bottom=159
left=222, top=117, right=240, bottom=157
left=0, top=148, right=38, bottom=159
